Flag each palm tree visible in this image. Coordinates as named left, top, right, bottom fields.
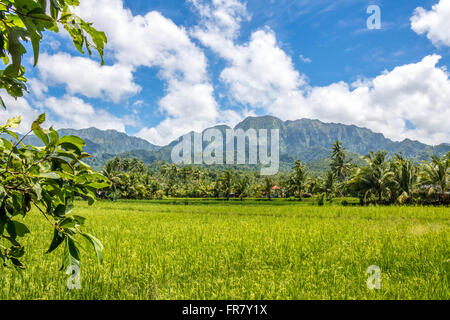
left=235, top=175, right=250, bottom=201
left=160, top=164, right=169, bottom=177
left=391, top=154, right=417, bottom=204
left=180, top=166, right=193, bottom=183
left=419, top=153, right=449, bottom=204
left=102, top=158, right=123, bottom=200
left=263, top=177, right=275, bottom=201
left=289, top=160, right=308, bottom=201
left=330, top=140, right=349, bottom=182
left=304, top=176, right=320, bottom=194
left=192, top=168, right=202, bottom=183
left=323, top=170, right=337, bottom=201
left=219, top=170, right=234, bottom=200
left=349, top=151, right=396, bottom=204
left=191, top=168, right=203, bottom=198
left=111, top=156, right=122, bottom=171
left=122, top=158, right=131, bottom=172
left=170, top=164, right=179, bottom=179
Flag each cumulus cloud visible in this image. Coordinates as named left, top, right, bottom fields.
left=68, top=0, right=238, bottom=145
left=304, top=55, right=450, bottom=145
left=191, top=0, right=450, bottom=145
left=411, top=0, right=450, bottom=47
left=44, top=95, right=132, bottom=132
left=38, top=53, right=140, bottom=103
left=27, top=78, right=48, bottom=100
left=0, top=92, right=132, bottom=133
left=191, top=0, right=306, bottom=113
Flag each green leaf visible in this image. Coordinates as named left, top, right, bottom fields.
left=0, top=96, right=6, bottom=110
left=50, top=0, right=63, bottom=11
left=1, top=116, right=22, bottom=129
left=7, top=27, right=25, bottom=75
left=37, top=172, right=60, bottom=179
left=73, top=215, right=86, bottom=226
left=9, top=246, right=25, bottom=258
left=22, top=17, right=42, bottom=66
left=32, top=113, right=49, bottom=146
left=47, top=229, right=65, bottom=253
left=10, top=258, right=25, bottom=269
left=58, top=216, right=77, bottom=228
left=58, top=135, right=85, bottom=151
left=35, top=113, right=46, bottom=125
left=6, top=220, right=30, bottom=238
left=87, top=182, right=110, bottom=189
left=61, top=237, right=80, bottom=271
left=32, top=183, right=42, bottom=200
left=49, top=127, right=59, bottom=145
left=81, top=232, right=103, bottom=264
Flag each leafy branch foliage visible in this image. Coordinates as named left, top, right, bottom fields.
left=0, top=0, right=108, bottom=273
left=0, top=0, right=107, bottom=106
left=0, top=114, right=109, bottom=270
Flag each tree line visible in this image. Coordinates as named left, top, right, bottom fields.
left=100, top=141, right=449, bottom=205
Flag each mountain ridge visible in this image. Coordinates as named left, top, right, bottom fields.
left=102, top=116, right=449, bottom=170
left=7, top=116, right=449, bottom=170
left=18, top=127, right=161, bottom=155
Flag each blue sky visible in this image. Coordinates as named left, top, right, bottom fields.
left=126, top=0, right=449, bottom=85
left=2, top=0, right=450, bottom=146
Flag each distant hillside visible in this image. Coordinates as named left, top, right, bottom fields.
left=9, top=117, right=449, bottom=171
left=19, top=127, right=160, bottom=155
left=234, top=116, right=449, bottom=162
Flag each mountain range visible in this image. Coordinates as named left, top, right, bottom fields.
left=12, top=116, right=450, bottom=171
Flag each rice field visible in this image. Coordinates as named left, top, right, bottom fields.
left=1, top=200, right=449, bottom=300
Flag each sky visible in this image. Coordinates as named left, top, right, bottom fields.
left=1, top=0, right=450, bottom=146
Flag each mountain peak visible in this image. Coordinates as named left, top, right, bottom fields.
left=235, top=115, right=285, bottom=130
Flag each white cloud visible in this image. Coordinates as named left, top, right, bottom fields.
left=191, top=0, right=306, bottom=113
left=411, top=0, right=450, bottom=47
left=190, top=0, right=250, bottom=42
left=0, top=94, right=41, bottom=134
left=38, top=53, right=140, bottom=103
left=299, top=54, right=312, bottom=63
left=27, top=78, right=48, bottom=100
left=71, top=0, right=238, bottom=145
left=136, top=82, right=219, bottom=145
left=191, top=0, right=450, bottom=145
left=0, top=93, right=133, bottom=134
left=297, top=55, right=450, bottom=145
left=44, top=95, right=132, bottom=132
left=220, top=30, right=306, bottom=109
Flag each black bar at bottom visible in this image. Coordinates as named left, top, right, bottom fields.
left=0, top=300, right=444, bottom=318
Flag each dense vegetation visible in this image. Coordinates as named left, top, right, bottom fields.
left=0, top=0, right=108, bottom=271
left=100, top=141, right=449, bottom=206
left=0, top=115, right=108, bottom=270
left=1, top=201, right=448, bottom=299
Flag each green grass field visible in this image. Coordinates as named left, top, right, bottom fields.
left=1, top=200, right=449, bottom=300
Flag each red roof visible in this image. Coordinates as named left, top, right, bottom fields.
left=272, top=186, right=281, bottom=190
